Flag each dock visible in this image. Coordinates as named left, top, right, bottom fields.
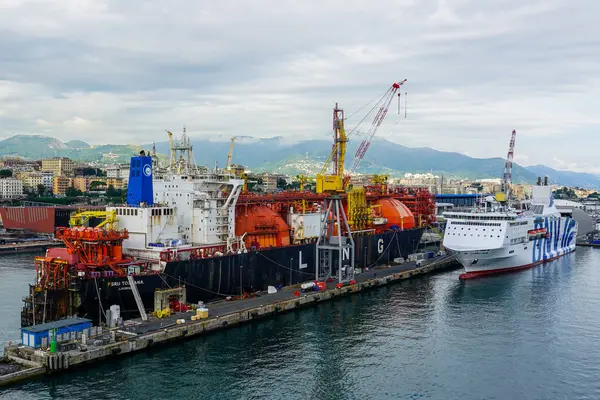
left=1, top=254, right=458, bottom=387
left=576, top=242, right=600, bottom=248
left=0, top=240, right=60, bottom=254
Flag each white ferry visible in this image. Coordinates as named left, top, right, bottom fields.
left=442, top=181, right=577, bottom=279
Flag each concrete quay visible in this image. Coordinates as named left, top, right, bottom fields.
left=1, top=254, right=458, bottom=387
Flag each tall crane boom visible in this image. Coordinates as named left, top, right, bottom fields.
left=502, top=129, right=517, bottom=200
left=348, top=79, right=407, bottom=178
left=226, top=136, right=236, bottom=172
left=316, top=104, right=348, bottom=193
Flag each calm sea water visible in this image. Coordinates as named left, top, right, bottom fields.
left=1, top=248, right=600, bottom=399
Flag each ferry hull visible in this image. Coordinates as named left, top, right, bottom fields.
left=453, top=244, right=576, bottom=279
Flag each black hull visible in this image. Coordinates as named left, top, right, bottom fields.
left=27, top=228, right=423, bottom=326
left=164, top=229, right=423, bottom=304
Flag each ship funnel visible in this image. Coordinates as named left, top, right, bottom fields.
left=543, top=176, right=548, bottom=186
left=537, top=177, right=542, bottom=186
left=127, top=155, right=154, bottom=206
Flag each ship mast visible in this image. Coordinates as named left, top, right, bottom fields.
left=165, top=126, right=198, bottom=176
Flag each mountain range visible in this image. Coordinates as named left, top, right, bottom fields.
left=1, top=134, right=599, bottom=189
left=0, top=135, right=142, bottom=163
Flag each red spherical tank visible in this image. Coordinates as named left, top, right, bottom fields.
left=372, top=198, right=415, bottom=230
left=236, top=205, right=290, bottom=249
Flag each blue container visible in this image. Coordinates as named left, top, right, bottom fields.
left=22, top=317, right=92, bottom=348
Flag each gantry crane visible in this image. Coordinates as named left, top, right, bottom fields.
left=314, top=80, right=407, bottom=284
left=315, top=103, right=354, bottom=283
left=316, top=104, right=347, bottom=194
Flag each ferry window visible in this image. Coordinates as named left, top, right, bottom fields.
left=135, top=210, right=138, bottom=216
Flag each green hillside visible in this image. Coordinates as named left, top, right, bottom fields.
left=0, top=134, right=598, bottom=189
left=0, top=135, right=141, bottom=163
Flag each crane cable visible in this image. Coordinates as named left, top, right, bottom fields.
left=319, top=84, right=397, bottom=175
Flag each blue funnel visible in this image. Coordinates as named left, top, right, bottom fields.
left=127, top=155, right=153, bottom=206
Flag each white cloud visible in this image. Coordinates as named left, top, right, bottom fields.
left=0, top=0, right=598, bottom=172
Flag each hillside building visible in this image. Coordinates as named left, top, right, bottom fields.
left=73, top=176, right=89, bottom=192
left=42, top=157, right=74, bottom=177
left=52, top=176, right=73, bottom=195
left=73, top=176, right=126, bottom=192
left=106, top=163, right=130, bottom=184
left=23, top=171, right=54, bottom=193
left=0, top=178, right=24, bottom=199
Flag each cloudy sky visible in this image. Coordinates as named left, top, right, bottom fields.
left=1, top=0, right=599, bottom=172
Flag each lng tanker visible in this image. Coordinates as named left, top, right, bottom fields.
left=21, top=128, right=434, bottom=326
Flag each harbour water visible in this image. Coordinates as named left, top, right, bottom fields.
left=2, top=248, right=600, bottom=399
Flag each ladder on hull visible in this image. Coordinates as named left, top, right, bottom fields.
left=127, top=275, right=148, bottom=321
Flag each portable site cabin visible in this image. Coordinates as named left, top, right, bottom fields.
left=21, top=317, right=92, bottom=348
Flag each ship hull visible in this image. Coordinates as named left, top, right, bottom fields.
left=164, top=228, right=424, bottom=305
left=453, top=244, right=576, bottom=279
left=447, top=215, right=578, bottom=279
left=26, top=228, right=423, bottom=326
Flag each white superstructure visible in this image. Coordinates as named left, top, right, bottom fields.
left=443, top=184, right=577, bottom=278
left=107, top=129, right=245, bottom=268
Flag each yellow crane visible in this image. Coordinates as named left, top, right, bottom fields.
left=371, top=174, right=389, bottom=194
left=225, top=137, right=236, bottom=172
left=69, top=210, right=118, bottom=230
left=316, top=104, right=347, bottom=194
left=295, top=174, right=312, bottom=213
left=296, top=174, right=310, bottom=192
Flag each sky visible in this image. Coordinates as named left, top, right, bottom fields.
left=0, top=0, right=599, bottom=172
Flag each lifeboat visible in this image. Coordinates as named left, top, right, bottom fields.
left=236, top=205, right=290, bottom=249
left=528, top=228, right=548, bottom=239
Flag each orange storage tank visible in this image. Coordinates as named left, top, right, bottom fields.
left=372, top=198, right=415, bottom=230
left=236, top=205, right=290, bottom=249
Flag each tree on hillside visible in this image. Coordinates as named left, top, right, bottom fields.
left=76, top=167, right=100, bottom=176
left=0, top=169, right=12, bottom=178
left=105, top=185, right=122, bottom=197
left=89, top=180, right=106, bottom=190
left=276, top=177, right=288, bottom=190
left=553, top=186, right=576, bottom=199
left=37, top=184, right=46, bottom=196
left=65, top=187, right=83, bottom=197
left=470, top=183, right=484, bottom=192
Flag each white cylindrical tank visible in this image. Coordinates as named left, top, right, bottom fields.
left=110, top=305, right=120, bottom=327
